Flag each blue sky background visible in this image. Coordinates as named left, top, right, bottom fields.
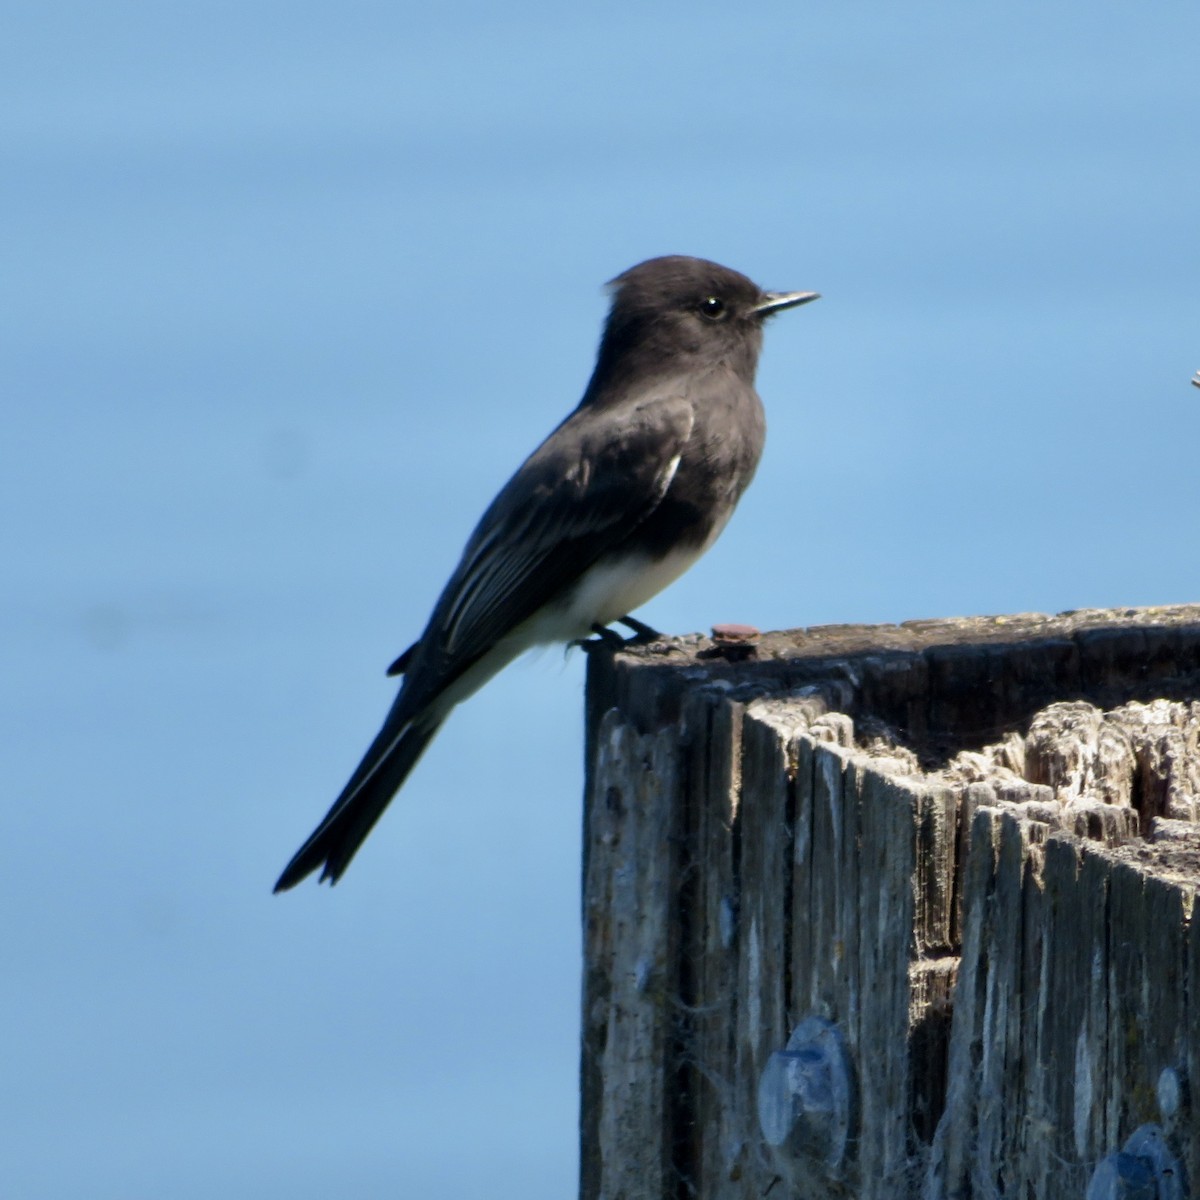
left=4, top=3, right=1198, bottom=1197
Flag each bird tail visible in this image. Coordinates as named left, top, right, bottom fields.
left=273, top=715, right=442, bottom=892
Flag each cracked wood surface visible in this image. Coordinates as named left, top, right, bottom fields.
left=580, top=605, right=1200, bottom=1200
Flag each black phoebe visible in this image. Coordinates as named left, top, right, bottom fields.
left=274, top=255, right=818, bottom=890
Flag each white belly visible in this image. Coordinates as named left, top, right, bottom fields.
left=552, top=544, right=707, bottom=637
left=425, top=551, right=701, bottom=716
left=428, top=523, right=728, bottom=716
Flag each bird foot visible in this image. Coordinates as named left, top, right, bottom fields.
left=616, top=615, right=664, bottom=644
left=569, top=617, right=666, bottom=655
left=569, top=624, right=627, bottom=654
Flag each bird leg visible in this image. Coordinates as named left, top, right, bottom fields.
left=570, top=623, right=628, bottom=653
left=570, top=617, right=665, bottom=655
left=616, top=614, right=663, bottom=643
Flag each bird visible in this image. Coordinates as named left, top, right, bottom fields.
left=274, top=255, right=818, bottom=891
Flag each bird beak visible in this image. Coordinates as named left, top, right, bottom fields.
left=752, top=290, right=821, bottom=316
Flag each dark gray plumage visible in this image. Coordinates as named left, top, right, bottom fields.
left=274, top=255, right=818, bottom=891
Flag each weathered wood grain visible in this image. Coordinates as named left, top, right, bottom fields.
left=581, top=709, right=684, bottom=1200
left=737, top=702, right=816, bottom=1197
left=680, top=688, right=745, bottom=1199
left=580, top=606, right=1200, bottom=1200
left=929, top=816, right=1199, bottom=1198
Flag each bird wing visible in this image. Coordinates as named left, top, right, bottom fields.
left=274, top=391, right=696, bottom=891
left=405, top=391, right=696, bottom=701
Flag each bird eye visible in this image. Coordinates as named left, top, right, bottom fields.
left=699, top=296, right=727, bottom=320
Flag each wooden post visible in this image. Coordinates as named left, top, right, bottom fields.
left=580, top=606, right=1200, bottom=1200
